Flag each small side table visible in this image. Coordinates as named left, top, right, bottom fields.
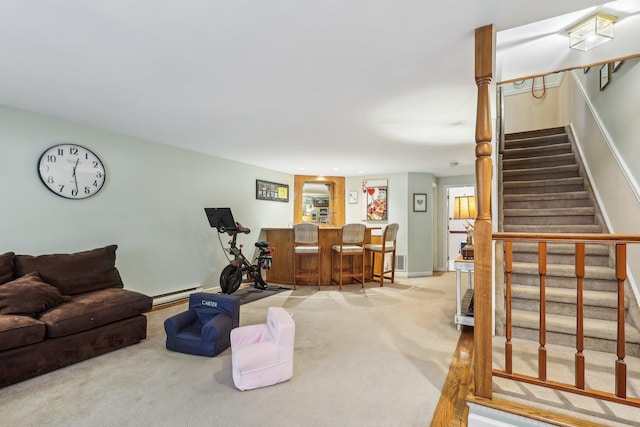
left=454, top=257, right=474, bottom=329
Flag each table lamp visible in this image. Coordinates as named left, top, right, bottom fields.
left=454, top=195, right=477, bottom=260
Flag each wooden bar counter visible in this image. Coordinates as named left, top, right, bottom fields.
left=263, top=226, right=380, bottom=286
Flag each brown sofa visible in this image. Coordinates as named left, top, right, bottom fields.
left=0, top=245, right=153, bottom=388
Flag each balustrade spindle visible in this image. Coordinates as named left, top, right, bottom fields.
left=505, top=241, right=513, bottom=374
left=615, top=244, right=627, bottom=399
left=575, top=243, right=586, bottom=390
left=538, top=242, right=547, bottom=382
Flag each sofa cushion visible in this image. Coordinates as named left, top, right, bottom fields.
left=0, top=272, right=71, bottom=317
left=0, top=252, right=14, bottom=285
left=39, top=288, right=153, bottom=338
left=14, top=245, right=124, bottom=295
left=0, top=314, right=46, bottom=352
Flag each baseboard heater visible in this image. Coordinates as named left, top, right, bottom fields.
left=153, top=286, right=204, bottom=306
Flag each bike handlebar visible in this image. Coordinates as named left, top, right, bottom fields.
left=217, top=222, right=251, bottom=236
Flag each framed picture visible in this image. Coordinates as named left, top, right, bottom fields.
left=413, top=193, right=427, bottom=212
left=613, top=60, right=623, bottom=73
left=599, top=64, right=610, bottom=91
left=348, top=191, right=358, bottom=204
left=256, top=179, right=289, bottom=202
left=362, top=179, right=387, bottom=220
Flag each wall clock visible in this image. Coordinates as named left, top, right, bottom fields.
left=38, top=143, right=106, bottom=199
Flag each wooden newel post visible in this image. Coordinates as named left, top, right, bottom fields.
left=474, top=24, right=494, bottom=400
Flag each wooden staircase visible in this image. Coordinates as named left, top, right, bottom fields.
left=500, top=126, right=640, bottom=356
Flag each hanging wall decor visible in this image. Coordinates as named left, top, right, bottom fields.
left=256, top=179, right=289, bottom=202
left=362, top=179, right=387, bottom=220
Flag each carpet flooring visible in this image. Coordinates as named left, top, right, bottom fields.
left=0, top=274, right=460, bottom=427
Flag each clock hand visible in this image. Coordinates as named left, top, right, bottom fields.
left=72, top=158, right=79, bottom=193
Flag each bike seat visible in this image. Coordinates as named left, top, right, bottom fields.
left=255, top=241, right=270, bottom=249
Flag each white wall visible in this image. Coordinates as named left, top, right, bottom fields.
left=0, top=106, right=292, bottom=297
left=345, top=172, right=436, bottom=276
left=503, top=73, right=572, bottom=133
left=568, top=61, right=640, bottom=304
left=573, top=58, right=640, bottom=188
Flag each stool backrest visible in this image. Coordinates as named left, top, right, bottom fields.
left=341, top=223, right=366, bottom=244
left=383, top=223, right=399, bottom=244
left=293, top=223, right=319, bottom=244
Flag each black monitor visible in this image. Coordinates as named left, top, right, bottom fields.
left=204, top=207, right=237, bottom=232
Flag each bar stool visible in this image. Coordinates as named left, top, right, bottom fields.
left=365, top=223, right=399, bottom=287
left=331, top=223, right=366, bottom=289
left=293, top=223, right=321, bottom=289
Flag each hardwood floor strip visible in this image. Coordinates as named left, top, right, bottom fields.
left=431, top=326, right=474, bottom=426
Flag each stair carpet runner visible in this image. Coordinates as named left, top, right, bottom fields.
left=501, top=126, right=640, bottom=356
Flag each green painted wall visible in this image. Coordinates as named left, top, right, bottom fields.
left=0, top=106, right=293, bottom=297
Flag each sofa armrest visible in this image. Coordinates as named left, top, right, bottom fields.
left=201, top=314, right=232, bottom=341
left=231, top=324, right=268, bottom=348
left=164, top=310, right=197, bottom=335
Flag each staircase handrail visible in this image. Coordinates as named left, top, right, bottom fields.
left=494, top=231, right=640, bottom=244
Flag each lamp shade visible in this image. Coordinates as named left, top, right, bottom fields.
left=568, top=13, right=616, bottom=52
left=453, top=195, right=477, bottom=220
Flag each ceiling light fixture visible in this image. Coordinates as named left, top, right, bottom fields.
left=568, top=13, right=617, bottom=52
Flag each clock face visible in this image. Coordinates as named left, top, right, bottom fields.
left=38, top=144, right=106, bottom=199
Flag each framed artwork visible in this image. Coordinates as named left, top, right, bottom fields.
left=348, top=191, right=358, bottom=204
left=599, top=64, right=610, bottom=91
left=413, top=193, right=427, bottom=212
left=256, top=179, right=289, bottom=202
left=613, top=60, right=623, bottom=73
left=362, top=179, right=387, bottom=220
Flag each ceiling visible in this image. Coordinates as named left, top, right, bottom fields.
left=1, top=0, right=638, bottom=178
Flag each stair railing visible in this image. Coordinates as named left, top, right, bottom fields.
left=493, top=231, right=640, bottom=408
left=497, top=85, right=505, bottom=156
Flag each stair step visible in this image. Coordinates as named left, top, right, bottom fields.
left=504, top=127, right=566, bottom=141
left=509, top=242, right=611, bottom=267
left=502, top=164, right=580, bottom=181
left=502, top=143, right=572, bottom=160
left=504, top=224, right=602, bottom=233
left=504, top=207, right=595, bottom=217
left=503, top=191, right=592, bottom=209
left=512, top=310, right=640, bottom=344
left=511, top=273, right=617, bottom=292
left=503, top=207, right=596, bottom=226
left=511, top=285, right=625, bottom=308
left=504, top=133, right=569, bottom=150
left=511, top=253, right=610, bottom=267
left=502, top=153, right=576, bottom=170
left=510, top=242, right=609, bottom=256
left=503, top=177, right=584, bottom=195
left=511, top=262, right=615, bottom=280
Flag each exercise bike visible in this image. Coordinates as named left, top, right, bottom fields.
left=205, top=208, right=274, bottom=295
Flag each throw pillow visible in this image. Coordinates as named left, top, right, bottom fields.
left=14, top=245, right=124, bottom=295
left=0, top=252, right=14, bottom=285
left=0, top=272, right=71, bottom=317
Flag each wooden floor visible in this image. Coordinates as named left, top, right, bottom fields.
left=430, top=327, right=609, bottom=427
left=431, top=326, right=474, bottom=426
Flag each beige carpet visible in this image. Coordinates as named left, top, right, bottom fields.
left=0, top=274, right=461, bottom=427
